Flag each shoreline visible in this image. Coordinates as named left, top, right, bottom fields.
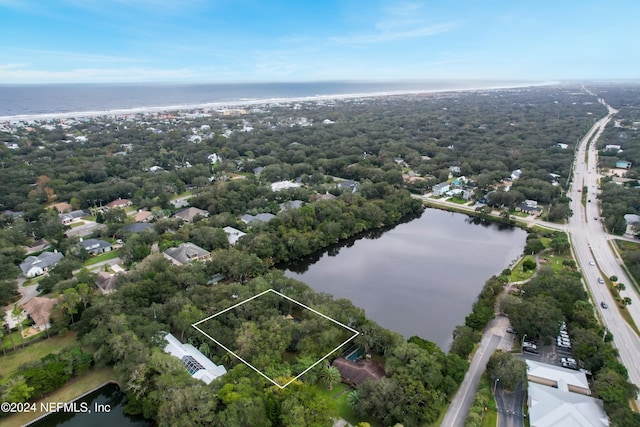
left=0, top=81, right=557, bottom=122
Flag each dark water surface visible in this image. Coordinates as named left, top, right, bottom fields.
left=28, top=383, right=151, bottom=427
left=285, top=209, right=527, bottom=350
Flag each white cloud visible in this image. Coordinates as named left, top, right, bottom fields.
left=4, top=48, right=143, bottom=64
left=331, top=21, right=457, bottom=45
left=0, top=65, right=202, bottom=83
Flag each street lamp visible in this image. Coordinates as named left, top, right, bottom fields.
left=493, top=378, right=500, bottom=394
left=521, top=334, right=527, bottom=349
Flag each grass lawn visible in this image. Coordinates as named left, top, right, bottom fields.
left=315, top=382, right=366, bottom=425
left=0, top=366, right=116, bottom=427
left=69, top=221, right=85, bottom=228
left=1, top=329, right=48, bottom=353
left=447, top=197, right=468, bottom=204
left=84, top=249, right=120, bottom=267
left=23, top=275, right=45, bottom=287
left=509, top=256, right=536, bottom=282
left=0, top=332, right=78, bottom=377
left=481, top=409, right=498, bottom=427
left=171, top=190, right=193, bottom=199
left=509, top=210, right=530, bottom=218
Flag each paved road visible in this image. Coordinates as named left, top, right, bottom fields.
left=441, top=317, right=507, bottom=427
left=566, top=91, right=640, bottom=407
left=495, top=382, right=525, bottom=427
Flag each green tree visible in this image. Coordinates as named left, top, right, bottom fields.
left=486, top=351, right=527, bottom=391
left=320, top=366, right=341, bottom=390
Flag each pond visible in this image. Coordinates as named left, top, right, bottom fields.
left=285, top=208, right=527, bottom=350
left=28, top=383, right=151, bottom=427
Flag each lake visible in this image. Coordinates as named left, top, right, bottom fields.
left=27, top=383, right=151, bottom=427
left=285, top=208, right=527, bottom=350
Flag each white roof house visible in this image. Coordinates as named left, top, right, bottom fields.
left=19, top=251, right=64, bottom=278
left=526, top=360, right=591, bottom=395
left=163, top=333, right=226, bottom=384
left=528, top=383, right=608, bottom=427
left=271, top=181, right=302, bottom=192
left=223, top=226, right=246, bottom=246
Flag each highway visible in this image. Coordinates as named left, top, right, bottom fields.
left=566, top=93, right=640, bottom=407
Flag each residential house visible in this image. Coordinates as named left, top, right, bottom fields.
left=59, top=209, right=88, bottom=225
left=163, top=242, right=211, bottom=266
left=134, top=210, right=153, bottom=223
left=271, top=181, right=302, bottom=191
left=528, top=383, right=608, bottom=427
left=332, top=357, right=386, bottom=387
left=604, top=144, right=621, bottom=152
left=526, top=360, right=591, bottom=395
left=96, top=271, right=118, bottom=293
left=25, top=239, right=50, bottom=254
left=511, top=169, right=522, bottom=180
left=616, top=160, right=632, bottom=169
left=449, top=165, right=461, bottom=174
left=52, top=202, right=72, bottom=213
left=223, top=226, right=246, bottom=246
left=313, top=192, right=337, bottom=202
left=337, top=180, right=358, bottom=193
left=432, top=182, right=450, bottom=196
left=123, top=223, right=154, bottom=233
left=279, top=200, right=304, bottom=211
left=556, top=143, right=569, bottom=149
left=240, top=213, right=276, bottom=225
left=253, top=166, right=265, bottom=176
left=173, top=207, right=209, bottom=223
left=624, top=214, right=640, bottom=236
left=104, top=198, right=131, bottom=210
left=80, top=238, right=112, bottom=255
left=516, top=200, right=542, bottom=216
left=164, top=333, right=226, bottom=384
left=19, top=251, right=64, bottom=277
left=21, top=296, right=58, bottom=330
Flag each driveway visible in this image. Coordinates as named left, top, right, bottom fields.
left=441, top=317, right=506, bottom=427
left=495, top=382, right=525, bottom=427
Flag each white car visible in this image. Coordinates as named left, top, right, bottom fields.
left=561, top=357, right=576, bottom=364
left=589, top=260, right=595, bottom=266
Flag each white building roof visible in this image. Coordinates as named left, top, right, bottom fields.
left=271, top=181, right=302, bottom=191
left=223, top=226, right=246, bottom=245
left=528, top=383, right=608, bottom=427
left=163, top=333, right=226, bottom=384
left=526, top=360, right=590, bottom=393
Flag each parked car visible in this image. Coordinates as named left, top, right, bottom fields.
left=561, top=357, right=576, bottom=364
left=562, top=361, right=578, bottom=369
left=523, top=346, right=539, bottom=354
left=523, top=342, right=537, bottom=349
left=506, top=327, right=516, bottom=334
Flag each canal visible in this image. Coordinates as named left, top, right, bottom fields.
left=285, top=208, right=527, bottom=350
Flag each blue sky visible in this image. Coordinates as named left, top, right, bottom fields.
left=0, top=0, right=638, bottom=84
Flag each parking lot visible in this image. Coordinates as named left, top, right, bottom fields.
left=519, top=336, right=576, bottom=368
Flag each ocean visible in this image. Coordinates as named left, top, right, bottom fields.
left=0, top=80, right=544, bottom=119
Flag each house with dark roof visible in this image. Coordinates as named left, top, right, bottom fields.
left=96, top=272, right=118, bottom=293
left=337, top=180, right=358, bottom=193
left=240, top=213, right=276, bottom=225
left=59, top=209, right=89, bottom=225
left=173, top=207, right=209, bottom=223
left=163, top=242, right=211, bottom=266
left=20, top=251, right=64, bottom=277
left=331, top=357, right=386, bottom=387
left=516, top=200, right=542, bottom=216
left=123, top=222, right=154, bottom=233
left=80, top=238, right=112, bottom=255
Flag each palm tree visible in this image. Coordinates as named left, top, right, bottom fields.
left=321, top=366, right=341, bottom=390
left=346, top=389, right=361, bottom=410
